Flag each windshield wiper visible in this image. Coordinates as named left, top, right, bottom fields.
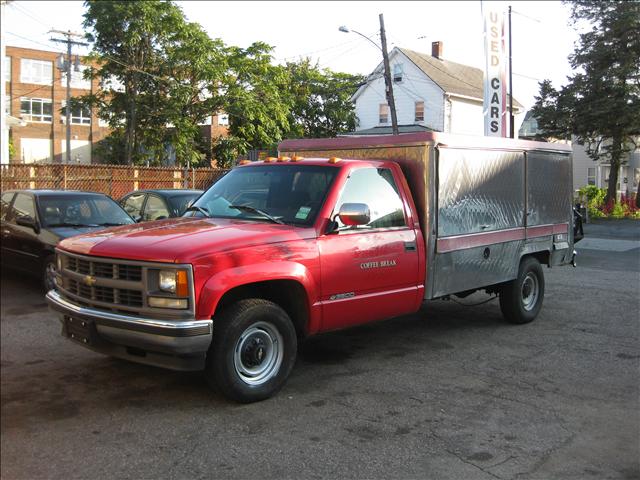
left=183, top=205, right=211, bottom=217
left=96, top=222, right=129, bottom=226
left=46, top=222, right=100, bottom=228
left=228, top=205, right=284, bottom=225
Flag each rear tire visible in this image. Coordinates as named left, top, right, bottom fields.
left=499, top=256, right=545, bottom=324
left=205, top=299, right=297, bottom=403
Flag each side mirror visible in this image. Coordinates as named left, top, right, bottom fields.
left=16, top=215, right=40, bottom=233
left=133, top=215, right=142, bottom=223
left=338, top=203, right=370, bottom=226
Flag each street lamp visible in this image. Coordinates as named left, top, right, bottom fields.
left=339, top=15, right=399, bottom=135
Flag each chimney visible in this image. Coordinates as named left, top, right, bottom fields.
left=432, top=41, right=443, bottom=59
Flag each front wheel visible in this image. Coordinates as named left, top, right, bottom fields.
left=205, top=299, right=297, bottom=403
left=499, top=257, right=545, bottom=324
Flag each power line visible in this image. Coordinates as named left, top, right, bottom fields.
left=9, top=2, right=53, bottom=29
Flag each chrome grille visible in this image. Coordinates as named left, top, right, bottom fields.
left=65, top=279, right=143, bottom=308
left=59, top=252, right=145, bottom=312
left=64, top=255, right=142, bottom=281
left=55, top=251, right=195, bottom=319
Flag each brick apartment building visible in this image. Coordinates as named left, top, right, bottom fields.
left=4, top=45, right=228, bottom=165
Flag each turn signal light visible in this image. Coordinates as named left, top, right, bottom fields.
left=176, top=270, right=189, bottom=297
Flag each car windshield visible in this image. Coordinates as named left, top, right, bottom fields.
left=38, top=195, right=134, bottom=228
left=168, top=192, right=202, bottom=216
left=187, top=165, right=337, bottom=226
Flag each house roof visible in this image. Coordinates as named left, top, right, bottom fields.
left=353, top=47, right=523, bottom=111
left=399, top=47, right=523, bottom=110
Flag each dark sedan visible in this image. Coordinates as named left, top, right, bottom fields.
left=119, top=189, right=203, bottom=222
left=1, top=190, right=134, bottom=291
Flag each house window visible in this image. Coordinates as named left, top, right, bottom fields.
left=20, top=97, right=52, bottom=122
left=415, top=101, right=425, bottom=122
left=61, top=101, right=91, bottom=125
left=61, top=65, right=91, bottom=90
left=20, top=59, right=53, bottom=85
left=218, top=114, right=229, bottom=126
left=4, top=56, right=11, bottom=83
left=379, top=104, right=389, bottom=124
left=393, top=63, right=403, bottom=83
left=587, top=167, right=596, bottom=185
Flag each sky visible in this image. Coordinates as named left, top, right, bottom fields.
left=4, top=0, right=580, bottom=113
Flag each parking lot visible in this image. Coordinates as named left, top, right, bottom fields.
left=1, top=220, right=639, bottom=480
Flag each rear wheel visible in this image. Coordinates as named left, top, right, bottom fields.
left=499, top=256, right=545, bottom=324
left=205, top=299, right=297, bottom=403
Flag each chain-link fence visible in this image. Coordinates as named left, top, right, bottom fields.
left=0, top=164, right=229, bottom=198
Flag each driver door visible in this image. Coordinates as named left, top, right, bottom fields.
left=318, top=166, right=420, bottom=331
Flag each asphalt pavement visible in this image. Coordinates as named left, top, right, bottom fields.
left=1, top=220, right=639, bottom=479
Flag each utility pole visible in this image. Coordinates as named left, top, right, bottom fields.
left=50, top=30, right=87, bottom=163
left=379, top=14, right=399, bottom=135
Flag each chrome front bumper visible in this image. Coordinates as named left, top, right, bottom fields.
left=46, top=290, right=213, bottom=371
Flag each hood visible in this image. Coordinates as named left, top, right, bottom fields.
left=57, top=217, right=315, bottom=263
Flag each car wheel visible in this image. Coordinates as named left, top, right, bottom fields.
left=499, top=256, right=545, bottom=324
left=42, top=254, right=57, bottom=292
left=205, top=299, right=297, bottom=403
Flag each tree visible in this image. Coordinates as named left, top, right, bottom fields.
left=216, top=42, right=292, bottom=165
left=284, top=59, right=364, bottom=138
left=82, top=0, right=225, bottom=165
left=532, top=0, right=640, bottom=205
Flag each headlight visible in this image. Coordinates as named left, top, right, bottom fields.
left=159, top=270, right=177, bottom=293
left=158, top=269, right=189, bottom=297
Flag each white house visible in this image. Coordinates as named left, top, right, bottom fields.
left=348, top=42, right=522, bottom=136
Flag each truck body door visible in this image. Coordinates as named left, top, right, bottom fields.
left=318, top=166, right=421, bottom=331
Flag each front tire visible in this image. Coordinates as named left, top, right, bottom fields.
left=205, top=299, right=297, bottom=403
left=499, top=256, right=545, bottom=324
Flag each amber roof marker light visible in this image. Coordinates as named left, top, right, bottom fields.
left=328, top=157, right=342, bottom=164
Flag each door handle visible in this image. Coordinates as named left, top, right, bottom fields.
left=404, top=241, right=417, bottom=252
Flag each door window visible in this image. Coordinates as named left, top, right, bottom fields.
left=12, top=193, right=36, bottom=222
left=334, top=168, right=406, bottom=229
left=1, top=192, right=14, bottom=221
left=143, top=195, right=170, bottom=221
left=123, top=193, right=145, bottom=218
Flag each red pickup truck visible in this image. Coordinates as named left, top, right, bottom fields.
left=47, top=133, right=576, bottom=402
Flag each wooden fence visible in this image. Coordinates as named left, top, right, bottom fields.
left=0, top=164, right=228, bottom=198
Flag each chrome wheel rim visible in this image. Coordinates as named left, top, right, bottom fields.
left=521, top=273, right=539, bottom=311
left=233, top=321, right=283, bottom=386
left=45, top=262, right=57, bottom=291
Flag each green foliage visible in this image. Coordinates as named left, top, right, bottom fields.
left=610, top=201, right=626, bottom=219
left=284, top=58, right=364, bottom=138
left=532, top=0, right=640, bottom=204
left=81, top=0, right=225, bottom=166
left=221, top=42, right=291, bottom=158
left=8, top=136, right=15, bottom=159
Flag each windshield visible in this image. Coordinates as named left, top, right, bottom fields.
left=38, top=195, right=134, bottom=228
left=168, top=192, right=202, bottom=216
left=187, top=165, right=337, bottom=226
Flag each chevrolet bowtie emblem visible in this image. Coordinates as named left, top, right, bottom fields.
left=83, top=275, right=97, bottom=287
